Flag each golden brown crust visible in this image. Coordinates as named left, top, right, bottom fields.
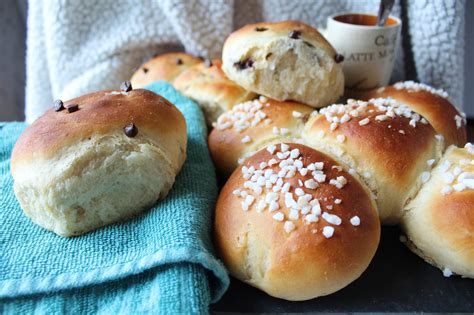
left=361, top=85, right=467, bottom=147
left=306, top=105, right=436, bottom=187
left=11, top=89, right=186, bottom=175
left=431, top=192, right=474, bottom=257
left=303, top=100, right=441, bottom=224
left=130, top=52, right=202, bottom=88
left=208, top=98, right=313, bottom=176
left=174, top=59, right=256, bottom=121
left=215, top=144, right=380, bottom=300
left=225, top=20, right=337, bottom=57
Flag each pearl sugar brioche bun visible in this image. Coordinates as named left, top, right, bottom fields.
left=402, top=143, right=474, bottom=278
left=302, top=98, right=443, bottom=224
left=362, top=81, right=467, bottom=147
left=215, top=143, right=380, bottom=300
left=11, top=86, right=187, bottom=237
left=222, top=20, right=344, bottom=108
left=208, top=97, right=314, bottom=176
left=174, top=59, right=257, bottom=126
left=130, top=52, right=202, bottom=88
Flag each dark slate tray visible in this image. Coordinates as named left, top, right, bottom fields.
left=211, top=226, right=474, bottom=313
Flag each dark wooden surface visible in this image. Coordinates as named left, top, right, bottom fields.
left=211, top=119, right=474, bottom=313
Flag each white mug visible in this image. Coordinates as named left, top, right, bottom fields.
left=322, top=13, right=402, bottom=90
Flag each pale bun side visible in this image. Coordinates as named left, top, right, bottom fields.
left=174, top=59, right=257, bottom=126
left=402, top=144, right=474, bottom=278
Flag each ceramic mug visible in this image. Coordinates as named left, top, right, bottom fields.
left=322, top=13, right=402, bottom=90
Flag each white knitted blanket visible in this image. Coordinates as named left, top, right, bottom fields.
left=25, top=0, right=465, bottom=123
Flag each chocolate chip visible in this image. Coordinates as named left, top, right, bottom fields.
left=335, top=53, right=344, bottom=63
left=255, top=27, right=268, bottom=32
left=53, top=99, right=64, bottom=112
left=288, top=30, right=301, bottom=39
left=234, top=58, right=254, bottom=70
left=123, top=123, right=138, bottom=137
left=303, top=41, right=314, bottom=48
left=142, top=67, right=148, bottom=73
left=120, top=81, right=132, bottom=92
left=66, top=104, right=79, bottom=113
left=176, top=58, right=183, bottom=65
left=204, top=59, right=213, bottom=67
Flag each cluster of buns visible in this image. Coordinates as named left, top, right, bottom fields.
left=203, top=21, right=471, bottom=300
left=11, top=86, right=187, bottom=237
left=11, top=18, right=472, bottom=301
left=130, top=21, right=344, bottom=127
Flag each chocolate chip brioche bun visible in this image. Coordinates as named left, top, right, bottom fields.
left=215, top=143, right=380, bottom=300
left=174, top=59, right=257, bottom=126
left=208, top=97, right=314, bottom=176
left=362, top=81, right=467, bottom=147
left=222, top=20, right=344, bottom=108
left=402, top=143, right=474, bottom=278
left=302, top=98, right=443, bottom=224
left=130, top=52, right=202, bottom=88
left=11, top=87, right=186, bottom=237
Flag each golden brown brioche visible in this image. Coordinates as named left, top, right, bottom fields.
left=361, top=81, right=467, bottom=147
left=215, top=143, right=380, bottom=300
left=130, top=52, right=202, bottom=88
left=11, top=88, right=186, bottom=237
left=402, top=144, right=474, bottom=278
left=208, top=97, right=314, bottom=176
left=222, top=20, right=344, bottom=108
left=302, top=98, right=443, bottom=224
left=174, top=59, right=257, bottom=126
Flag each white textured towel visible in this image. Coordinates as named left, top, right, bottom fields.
left=26, top=0, right=465, bottom=123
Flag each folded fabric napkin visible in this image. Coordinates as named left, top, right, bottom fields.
left=0, top=81, right=229, bottom=314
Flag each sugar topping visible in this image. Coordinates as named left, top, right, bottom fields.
left=442, top=267, right=453, bottom=277
left=241, top=135, right=252, bottom=143
left=454, top=114, right=466, bottom=129
left=350, top=216, right=361, bottom=226
left=393, top=81, right=449, bottom=99
left=420, top=172, right=431, bottom=184
left=438, top=147, right=474, bottom=196
left=292, top=111, right=302, bottom=118
left=233, top=144, right=362, bottom=238
left=322, top=226, right=335, bottom=238
left=336, top=135, right=346, bottom=143
left=214, top=99, right=269, bottom=132
left=319, top=98, right=429, bottom=132
left=465, top=142, right=474, bottom=155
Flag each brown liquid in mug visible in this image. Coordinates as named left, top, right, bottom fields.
left=334, top=13, right=397, bottom=27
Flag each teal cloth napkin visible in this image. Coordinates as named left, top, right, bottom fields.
left=0, top=82, right=229, bottom=314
